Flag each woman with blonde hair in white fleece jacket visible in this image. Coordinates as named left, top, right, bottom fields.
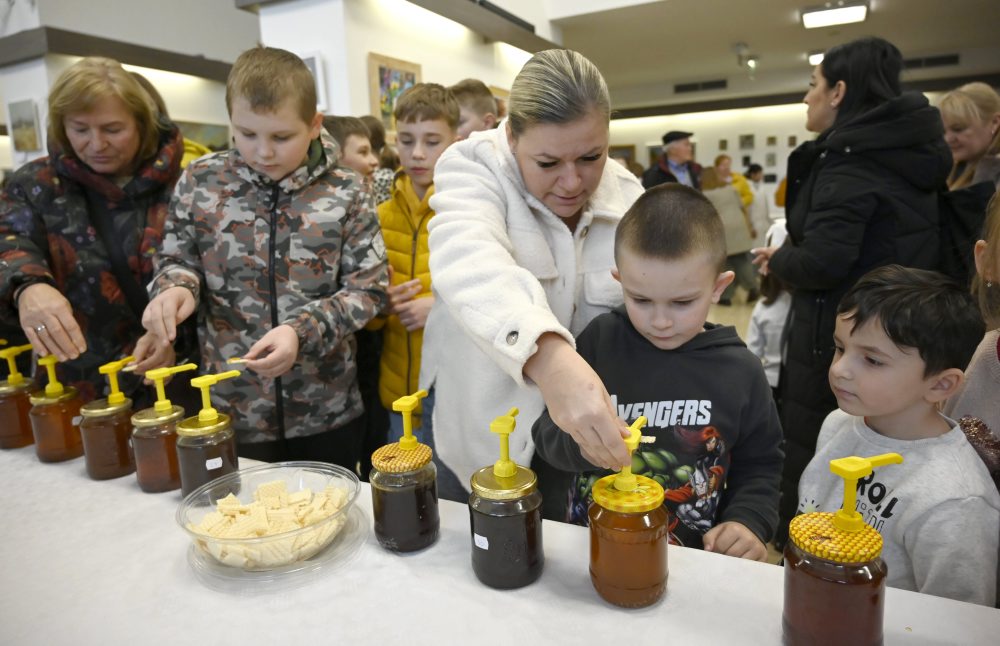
left=423, top=49, right=644, bottom=497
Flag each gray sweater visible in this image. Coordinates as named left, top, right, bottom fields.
left=945, top=329, right=1000, bottom=440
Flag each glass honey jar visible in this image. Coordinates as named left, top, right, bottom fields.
left=469, top=407, right=543, bottom=589
left=132, top=363, right=197, bottom=493
left=370, top=390, right=440, bottom=553
left=0, top=343, right=35, bottom=449
left=29, top=355, right=83, bottom=463
left=79, top=356, right=136, bottom=480
left=589, top=417, right=669, bottom=608
left=783, top=453, right=902, bottom=646
left=175, top=370, right=239, bottom=497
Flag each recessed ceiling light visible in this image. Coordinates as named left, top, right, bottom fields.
left=808, top=51, right=825, bottom=65
left=801, top=1, right=868, bottom=29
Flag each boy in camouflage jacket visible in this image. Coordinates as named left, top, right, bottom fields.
left=143, top=47, right=388, bottom=467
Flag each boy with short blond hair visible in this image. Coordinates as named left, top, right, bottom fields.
left=798, top=265, right=999, bottom=606
left=448, top=78, right=498, bottom=140
left=533, top=183, right=784, bottom=560
left=143, top=46, right=388, bottom=468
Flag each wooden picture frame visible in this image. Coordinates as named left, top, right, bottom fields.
left=609, top=144, right=636, bottom=164
left=7, top=99, right=42, bottom=152
left=739, top=134, right=755, bottom=150
left=368, top=52, right=422, bottom=137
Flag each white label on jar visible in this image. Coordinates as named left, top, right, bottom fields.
left=71, top=415, right=82, bottom=427
left=474, top=533, right=489, bottom=550
left=206, top=457, right=223, bottom=470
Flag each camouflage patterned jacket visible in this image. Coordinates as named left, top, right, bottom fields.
left=150, top=131, right=389, bottom=443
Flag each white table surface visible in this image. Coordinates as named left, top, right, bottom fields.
left=1, top=446, right=997, bottom=645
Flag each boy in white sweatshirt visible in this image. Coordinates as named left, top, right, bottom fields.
left=797, top=265, right=999, bottom=606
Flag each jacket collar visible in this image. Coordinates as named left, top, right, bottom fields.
left=231, top=128, right=339, bottom=193
left=390, top=172, right=434, bottom=220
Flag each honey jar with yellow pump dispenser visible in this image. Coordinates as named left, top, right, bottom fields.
left=0, top=343, right=35, bottom=449
left=131, top=363, right=197, bottom=493
left=175, top=370, right=240, bottom=496
left=469, top=407, right=544, bottom=588
left=370, top=390, right=440, bottom=552
left=783, top=453, right=902, bottom=646
left=589, top=416, right=669, bottom=608
left=79, top=356, right=136, bottom=480
left=28, top=355, right=84, bottom=462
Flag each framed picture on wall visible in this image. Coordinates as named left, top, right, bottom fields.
left=648, top=145, right=662, bottom=168
left=738, top=134, right=754, bottom=150
left=764, top=173, right=778, bottom=183
left=765, top=152, right=777, bottom=167
left=609, top=144, right=636, bottom=164
left=788, top=135, right=798, bottom=147
left=489, top=85, right=510, bottom=119
left=719, top=138, right=728, bottom=151
left=300, top=52, right=328, bottom=112
left=368, top=52, right=422, bottom=137
left=7, top=99, right=42, bottom=152
left=741, top=155, right=752, bottom=167
left=766, top=136, right=777, bottom=147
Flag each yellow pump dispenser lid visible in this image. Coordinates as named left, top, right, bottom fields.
left=175, top=370, right=239, bottom=437
left=130, top=363, right=197, bottom=428
left=592, top=417, right=665, bottom=514
left=471, top=408, right=538, bottom=501
left=80, top=356, right=135, bottom=417
left=29, top=355, right=78, bottom=404
left=372, top=390, right=432, bottom=473
left=789, top=453, right=903, bottom=563
left=0, top=343, right=33, bottom=389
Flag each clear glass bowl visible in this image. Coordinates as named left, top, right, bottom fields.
left=176, top=461, right=360, bottom=571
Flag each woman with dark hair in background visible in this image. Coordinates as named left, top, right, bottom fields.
left=751, top=37, right=952, bottom=545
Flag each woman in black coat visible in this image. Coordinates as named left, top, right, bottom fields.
left=752, top=37, right=952, bottom=544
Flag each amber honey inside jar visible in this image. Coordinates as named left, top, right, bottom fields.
left=29, top=388, right=83, bottom=463
left=80, top=400, right=135, bottom=480
left=782, top=512, right=887, bottom=646
left=0, top=381, right=34, bottom=449
left=132, top=406, right=185, bottom=493
left=588, top=474, right=669, bottom=608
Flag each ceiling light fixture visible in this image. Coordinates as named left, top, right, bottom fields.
left=808, top=51, right=825, bottom=65
left=801, top=1, right=868, bottom=29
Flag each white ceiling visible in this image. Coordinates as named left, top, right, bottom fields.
left=552, top=0, right=1000, bottom=109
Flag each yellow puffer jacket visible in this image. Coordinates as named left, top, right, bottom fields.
left=374, top=173, right=435, bottom=414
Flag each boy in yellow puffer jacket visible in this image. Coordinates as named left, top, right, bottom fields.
left=373, top=84, right=458, bottom=455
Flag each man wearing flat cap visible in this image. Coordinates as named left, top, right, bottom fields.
left=642, top=130, right=701, bottom=190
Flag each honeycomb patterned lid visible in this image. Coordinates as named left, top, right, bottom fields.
left=372, top=442, right=432, bottom=473
left=790, top=512, right=883, bottom=563
left=592, top=473, right=664, bottom=513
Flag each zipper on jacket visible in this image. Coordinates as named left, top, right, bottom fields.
left=812, top=295, right=826, bottom=359
left=404, top=210, right=432, bottom=397
left=269, top=185, right=286, bottom=442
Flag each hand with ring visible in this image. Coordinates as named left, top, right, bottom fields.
left=18, top=283, right=87, bottom=361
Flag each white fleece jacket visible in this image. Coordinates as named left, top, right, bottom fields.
left=423, top=125, right=643, bottom=486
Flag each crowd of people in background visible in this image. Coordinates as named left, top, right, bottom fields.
left=2, top=33, right=1000, bottom=607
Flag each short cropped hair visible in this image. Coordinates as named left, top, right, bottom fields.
left=359, top=115, right=386, bottom=153
left=393, top=83, right=460, bottom=130
left=507, top=49, right=609, bottom=138
left=322, top=116, right=370, bottom=149
left=615, top=183, right=726, bottom=272
left=449, top=78, right=498, bottom=118
left=226, top=47, right=317, bottom=124
left=48, top=57, right=162, bottom=162
left=837, top=265, right=985, bottom=376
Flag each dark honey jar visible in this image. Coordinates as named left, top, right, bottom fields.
left=468, top=407, right=543, bottom=589
left=79, top=356, right=135, bottom=480
left=370, top=390, right=440, bottom=552
left=29, top=355, right=82, bottom=463
left=0, top=343, right=35, bottom=449
left=782, top=453, right=902, bottom=646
